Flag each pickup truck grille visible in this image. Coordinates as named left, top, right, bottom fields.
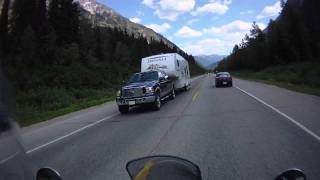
left=122, top=88, right=143, bottom=98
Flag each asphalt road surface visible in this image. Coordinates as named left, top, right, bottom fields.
left=22, top=75, right=320, bottom=180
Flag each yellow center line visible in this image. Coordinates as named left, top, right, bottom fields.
left=191, top=76, right=206, bottom=102
left=134, top=160, right=155, bottom=180
left=192, top=91, right=200, bottom=102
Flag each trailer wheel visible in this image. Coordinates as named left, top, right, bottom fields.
left=183, top=85, right=188, bottom=91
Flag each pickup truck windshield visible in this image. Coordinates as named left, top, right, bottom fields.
left=128, top=72, right=159, bottom=83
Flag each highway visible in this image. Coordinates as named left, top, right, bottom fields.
left=22, top=75, right=320, bottom=180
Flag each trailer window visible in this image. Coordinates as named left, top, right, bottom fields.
left=177, top=60, right=179, bottom=67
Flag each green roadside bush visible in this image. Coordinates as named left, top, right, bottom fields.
left=233, top=62, right=320, bottom=96
left=15, top=88, right=115, bottom=126
left=253, top=62, right=320, bottom=88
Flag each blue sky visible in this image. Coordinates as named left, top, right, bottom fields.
left=97, top=0, right=282, bottom=55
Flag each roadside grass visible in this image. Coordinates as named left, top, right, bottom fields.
left=232, top=62, right=320, bottom=96
left=15, top=88, right=115, bottom=127
left=15, top=73, right=203, bottom=127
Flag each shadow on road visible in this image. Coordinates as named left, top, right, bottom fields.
left=122, top=91, right=185, bottom=115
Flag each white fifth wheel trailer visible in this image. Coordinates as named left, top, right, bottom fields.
left=141, top=53, right=191, bottom=91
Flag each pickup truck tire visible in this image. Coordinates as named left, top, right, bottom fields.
left=118, top=105, right=129, bottom=114
left=170, top=88, right=176, bottom=100
left=153, top=93, right=161, bottom=110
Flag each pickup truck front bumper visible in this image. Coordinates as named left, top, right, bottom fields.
left=116, top=95, right=155, bottom=106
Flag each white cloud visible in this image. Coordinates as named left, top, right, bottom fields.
left=257, top=1, right=282, bottom=19
left=187, top=18, right=200, bottom=25
left=158, top=0, right=195, bottom=12
left=182, top=38, right=231, bottom=55
left=203, top=20, right=266, bottom=34
left=203, top=20, right=252, bottom=34
left=257, top=23, right=266, bottom=30
left=182, top=20, right=266, bottom=55
left=141, top=0, right=195, bottom=21
left=146, top=23, right=171, bottom=33
left=191, top=0, right=231, bottom=16
left=175, top=26, right=202, bottom=38
left=130, top=17, right=142, bottom=23
left=224, top=0, right=232, bottom=5
left=142, top=0, right=155, bottom=8
left=154, top=10, right=180, bottom=21
left=240, top=10, right=254, bottom=15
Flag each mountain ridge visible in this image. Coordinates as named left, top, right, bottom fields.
left=74, top=0, right=176, bottom=48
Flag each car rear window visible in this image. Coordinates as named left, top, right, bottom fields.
left=216, top=73, right=230, bottom=77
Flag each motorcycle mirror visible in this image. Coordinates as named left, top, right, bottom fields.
left=36, top=167, right=62, bottom=180
left=275, top=168, right=306, bottom=180
left=126, top=155, right=202, bottom=180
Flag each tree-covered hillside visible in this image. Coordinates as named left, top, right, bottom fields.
left=216, top=0, right=320, bottom=90
left=0, top=0, right=204, bottom=126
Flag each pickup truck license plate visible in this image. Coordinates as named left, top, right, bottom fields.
left=223, top=82, right=227, bottom=85
left=128, top=101, right=135, bottom=105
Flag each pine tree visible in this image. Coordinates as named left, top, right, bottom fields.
left=34, top=0, right=48, bottom=33
left=0, top=0, right=10, bottom=55
left=94, top=27, right=105, bottom=61
left=11, top=0, right=36, bottom=38
left=49, top=0, right=79, bottom=44
left=280, top=0, right=286, bottom=9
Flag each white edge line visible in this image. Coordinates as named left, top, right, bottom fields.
left=26, top=113, right=118, bottom=154
left=0, top=151, right=20, bottom=164
left=235, top=86, right=320, bottom=142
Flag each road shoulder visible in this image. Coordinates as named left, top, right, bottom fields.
left=235, top=78, right=320, bottom=139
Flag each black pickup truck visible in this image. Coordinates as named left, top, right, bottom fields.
left=116, top=71, right=175, bottom=113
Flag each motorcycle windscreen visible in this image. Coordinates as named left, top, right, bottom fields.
left=126, top=155, right=202, bottom=180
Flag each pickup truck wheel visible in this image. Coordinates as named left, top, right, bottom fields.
left=170, top=88, right=176, bottom=100
left=153, top=93, right=161, bottom=110
left=118, top=105, right=129, bottom=114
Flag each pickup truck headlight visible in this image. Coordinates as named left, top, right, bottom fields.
left=145, top=87, right=154, bottom=94
left=116, top=90, right=121, bottom=97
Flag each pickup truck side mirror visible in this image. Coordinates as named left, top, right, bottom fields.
left=159, top=77, right=165, bottom=82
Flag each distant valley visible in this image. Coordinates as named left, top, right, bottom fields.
left=194, top=54, right=225, bottom=70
